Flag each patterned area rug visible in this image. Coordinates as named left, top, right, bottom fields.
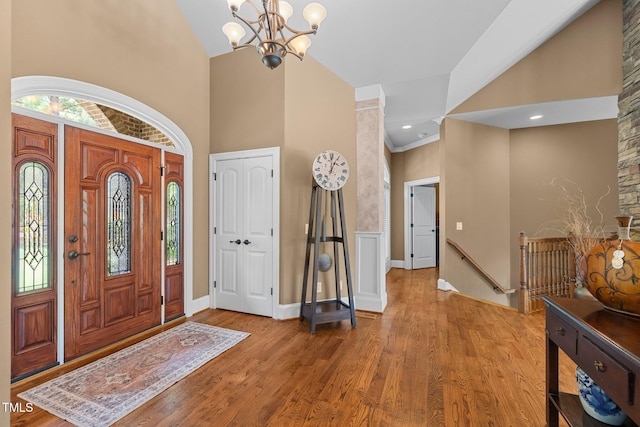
left=19, top=322, right=249, bottom=427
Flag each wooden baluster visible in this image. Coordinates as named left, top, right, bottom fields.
left=519, top=232, right=530, bottom=314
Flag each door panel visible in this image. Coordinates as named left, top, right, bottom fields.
left=243, top=157, right=272, bottom=316
left=11, top=114, right=58, bottom=380
left=216, top=160, right=243, bottom=311
left=64, top=126, right=161, bottom=360
left=215, top=156, right=273, bottom=316
left=412, top=186, right=436, bottom=269
left=164, top=152, right=185, bottom=320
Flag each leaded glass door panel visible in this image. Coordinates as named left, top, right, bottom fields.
left=164, top=152, right=184, bottom=321
left=64, top=126, right=161, bottom=360
left=11, top=114, right=58, bottom=380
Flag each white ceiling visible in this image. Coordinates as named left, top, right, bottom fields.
left=176, top=0, right=604, bottom=152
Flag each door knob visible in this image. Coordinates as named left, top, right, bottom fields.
left=243, top=239, right=251, bottom=245
left=230, top=239, right=241, bottom=245
left=68, top=250, right=91, bottom=259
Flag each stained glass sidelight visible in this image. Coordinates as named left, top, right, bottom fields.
left=17, top=162, right=51, bottom=293
left=166, top=182, right=181, bottom=266
left=107, top=172, right=132, bottom=276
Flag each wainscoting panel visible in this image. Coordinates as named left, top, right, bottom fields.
left=355, top=232, right=387, bottom=313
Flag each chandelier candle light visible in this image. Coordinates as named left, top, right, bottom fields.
left=222, top=0, right=327, bottom=69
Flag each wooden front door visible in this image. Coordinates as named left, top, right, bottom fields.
left=64, top=126, right=162, bottom=360
left=11, top=114, right=58, bottom=380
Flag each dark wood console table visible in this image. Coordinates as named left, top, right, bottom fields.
left=544, top=296, right=640, bottom=426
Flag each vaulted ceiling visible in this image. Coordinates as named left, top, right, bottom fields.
left=177, top=0, right=608, bottom=151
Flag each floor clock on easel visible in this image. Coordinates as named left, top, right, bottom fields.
left=300, top=150, right=356, bottom=333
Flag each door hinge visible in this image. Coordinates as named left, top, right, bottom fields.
left=270, top=288, right=273, bottom=295
left=213, top=172, right=217, bottom=181
left=411, top=193, right=414, bottom=198
left=161, top=296, right=164, bottom=305
left=214, top=227, right=217, bottom=234
left=411, top=223, right=414, bottom=228
left=214, top=281, right=217, bottom=289
left=160, top=166, right=165, bottom=177
left=271, top=169, right=274, bottom=178
left=161, top=231, right=164, bottom=240
left=411, top=253, right=414, bottom=258
left=271, top=228, right=273, bottom=236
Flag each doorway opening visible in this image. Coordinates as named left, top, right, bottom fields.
left=403, top=176, right=440, bottom=270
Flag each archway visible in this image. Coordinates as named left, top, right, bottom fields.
left=11, top=76, right=195, bottom=368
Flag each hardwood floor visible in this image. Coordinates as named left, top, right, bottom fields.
left=11, top=268, right=578, bottom=426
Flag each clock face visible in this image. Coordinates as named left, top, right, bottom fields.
left=312, top=150, right=349, bottom=190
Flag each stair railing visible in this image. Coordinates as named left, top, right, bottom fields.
left=518, top=232, right=575, bottom=314
left=446, top=238, right=516, bottom=295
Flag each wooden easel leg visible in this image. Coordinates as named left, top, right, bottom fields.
left=300, top=185, right=317, bottom=321
left=310, top=187, right=324, bottom=334
left=338, top=189, right=356, bottom=327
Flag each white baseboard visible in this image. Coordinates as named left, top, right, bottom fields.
left=188, top=295, right=211, bottom=317
left=437, top=279, right=459, bottom=293
left=390, top=260, right=404, bottom=269
left=278, top=298, right=352, bottom=320
left=354, top=295, right=387, bottom=313
left=277, top=303, right=300, bottom=320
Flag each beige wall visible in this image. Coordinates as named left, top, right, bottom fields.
left=211, top=49, right=285, bottom=151
left=442, top=119, right=511, bottom=306
left=509, top=119, right=619, bottom=286
left=1, top=0, right=11, bottom=423
left=210, top=52, right=356, bottom=304
left=283, top=57, right=356, bottom=303
left=437, top=0, right=623, bottom=308
left=389, top=141, right=440, bottom=261
left=452, top=0, right=622, bottom=114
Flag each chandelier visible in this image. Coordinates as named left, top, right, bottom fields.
left=222, top=0, right=327, bottom=69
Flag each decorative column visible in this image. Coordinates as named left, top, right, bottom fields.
left=354, top=85, right=387, bottom=312
left=619, top=0, right=640, bottom=239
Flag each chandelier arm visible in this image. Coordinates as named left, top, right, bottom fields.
left=283, top=29, right=316, bottom=42
left=232, top=30, right=259, bottom=50
left=280, top=22, right=318, bottom=36
left=232, top=13, right=265, bottom=44
left=285, top=49, right=304, bottom=61
left=282, top=30, right=316, bottom=52
left=231, top=12, right=264, bottom=27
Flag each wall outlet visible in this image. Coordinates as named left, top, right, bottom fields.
left=456, top=222, right=463, bottom=231
left=317, top=281, right=322, bottom=293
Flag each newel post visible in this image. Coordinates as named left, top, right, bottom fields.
left=519, top=232, right=530, bottom=314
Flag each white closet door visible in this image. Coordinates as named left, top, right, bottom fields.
left=215, top=156, right=273, bottom=316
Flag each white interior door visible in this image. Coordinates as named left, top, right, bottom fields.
left=215, top=156, right=273, bottom=316
left=412, top=186, right=436, bottom=269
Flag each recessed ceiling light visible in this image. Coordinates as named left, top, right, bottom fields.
left=530, top=114, right=543, bottom=120
left=402, top=124, right=412, bottom=130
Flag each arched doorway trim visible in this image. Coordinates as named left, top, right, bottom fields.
left=11, top=76, right=195, bottom=333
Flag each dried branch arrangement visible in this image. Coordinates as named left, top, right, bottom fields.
left=550, top=178, right=612, bottom=260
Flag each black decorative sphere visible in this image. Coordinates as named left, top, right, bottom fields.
left=262, top=54, right=282, bottom=69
